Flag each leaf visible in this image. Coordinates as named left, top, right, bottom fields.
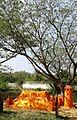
left=0, top=0, right=4, bottom=4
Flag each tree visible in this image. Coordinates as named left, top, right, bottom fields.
left=0, top=0, right=75, bottom=85
left=0, top=0, right=77, bottom=116
left=12, top=71, right=30, bottom=84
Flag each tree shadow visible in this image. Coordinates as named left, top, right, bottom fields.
left=56, top=115, right=69, bottom=120
left=0, top=110, right=17, bottom=115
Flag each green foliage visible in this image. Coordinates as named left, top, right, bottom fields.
left=73, top=91, right=77, bottom=102
left=57, top=70, right=70, bottom=83
left=24, top=73, right=46, bottom=82
left=0, top=71, right=46, bottom=91
left=35, top=73, right=46, bottom=82
left=0, top=81, right=9, bottom=92
left=0, top=72, right=16, bottom=83
left=0, top=71, right=46, bottom=83
left=72, top=76, right=77, bottom=86
left=0, top=0, right=3, bottom=3
left=12, top=72, right=46, bottom=83
left=0, top=18, right=10, bottom=36
left=47, top=82, right=56, bottom=95
left=12, top=71, right=28, bottom=84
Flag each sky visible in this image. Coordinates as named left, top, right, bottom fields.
left=3, top=55, right=35, bottom=73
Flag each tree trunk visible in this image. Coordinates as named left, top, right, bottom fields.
left=63, top=88, right=64, bottom=106
left=0, top=97, right=3, bottom=112
left=55, top=93, right=58, bottom=118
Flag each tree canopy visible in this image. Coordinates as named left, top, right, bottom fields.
left=0, top=0, right=77, bottom=90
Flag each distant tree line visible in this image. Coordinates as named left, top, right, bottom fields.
left=0, top=71, right=46, bottom=91
left=0, top=71, right=46, bottom=84
left=0, top=70, right=77, bottom=88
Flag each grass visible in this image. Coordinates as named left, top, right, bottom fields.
left=0, top=110, right=68, bottom=120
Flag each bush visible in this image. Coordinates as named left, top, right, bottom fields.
left=0, top=82, right=10, bottom=92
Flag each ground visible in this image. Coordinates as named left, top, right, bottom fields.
left=0, top=109, right=66, bottom=120
left=58, top=106, right=77, bottom=119
left=2, top=105, right=77, bottom=120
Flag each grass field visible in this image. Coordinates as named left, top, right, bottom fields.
left=0, top=110, right=68, bottom=120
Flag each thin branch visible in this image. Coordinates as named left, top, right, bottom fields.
left=43, top=12, right=75, bottom=66
left=0, top=54, right=17, bottom=64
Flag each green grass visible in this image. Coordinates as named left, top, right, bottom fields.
left=0, top=110, right=68, bottom=120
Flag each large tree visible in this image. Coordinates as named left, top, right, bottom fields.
left=0, top=0, right=77, bottom=91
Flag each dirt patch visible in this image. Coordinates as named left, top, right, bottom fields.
left=58, top=106, right=77, bottom=119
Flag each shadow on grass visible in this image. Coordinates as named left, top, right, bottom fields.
left=0, top=110, right=17, bottom=115
left=69, top=117, right=77, bottom=120
left=56, top=115, right=69, bottom=120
